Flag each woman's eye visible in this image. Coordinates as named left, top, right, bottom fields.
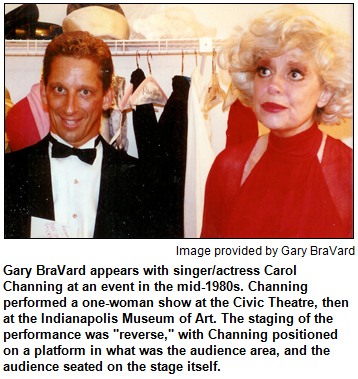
left=257, top=66, right=271, bottom=77
left=290, top=70, right=304, bottom=80
left=82, top=89, right=90, bottom=96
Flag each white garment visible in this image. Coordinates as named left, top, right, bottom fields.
left=184, top=67, right=216, bottom=238
left=49, top=134, right=103, bottom=238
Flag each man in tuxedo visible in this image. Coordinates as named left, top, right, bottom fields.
left=5, top=31, right=153, bottom=238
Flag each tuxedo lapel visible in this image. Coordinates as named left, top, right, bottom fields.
left=94, top=137, right=141, bottom=238
left=28, top=134, right=55, bottom=221
left=94, top=139, right=114, bottom=237
left=5, top=134, right=55, bottom=238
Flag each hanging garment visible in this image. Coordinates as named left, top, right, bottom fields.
left=184, top=67, right=216, bottom=238
left=201, top=124, right=353, bottom=238
left=156, top=75, right=190, bottom=238
left=5, top=87, right=13, bottom=118
left=201, top=72, right=226, bottom=114
left=226, top=99, right=258, bottom=147
left=5, top=83, right=50, bottom=151
left=130, top=68, right=159, bottom=161
left=222, top=83, right=238, bottom=112
left=130, top=76, right=167, bottom=109
left=127, top=68, right=165, bottom=236
left=5, top=87, right=13, bottom=153
left=101, top=76, right=129, bottom=151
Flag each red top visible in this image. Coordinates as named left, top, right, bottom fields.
left=201, top=124, right=353, bottom=238
left=5, top=97, right=41, bottom=151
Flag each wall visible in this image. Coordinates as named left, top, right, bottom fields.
left=5, top=4, right=353, bottom=156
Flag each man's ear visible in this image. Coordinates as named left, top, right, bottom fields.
left=40, top=79, right=48, bottom=106
left=102, top=87, right=114, bottom=111
left=317, top=84, right=334, bottom=108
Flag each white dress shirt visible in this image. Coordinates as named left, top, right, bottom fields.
left=49, top=133, right=103, bottom=238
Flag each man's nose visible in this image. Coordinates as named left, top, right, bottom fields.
left=63, top=93, right=78, bottom=115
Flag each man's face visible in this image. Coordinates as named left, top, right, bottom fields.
left=41, top=56, right=113, bottom=147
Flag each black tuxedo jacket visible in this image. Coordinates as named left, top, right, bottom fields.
left=5, top=134, right=155, bottom=238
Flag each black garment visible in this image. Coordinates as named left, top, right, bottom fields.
left=130, top=68, right=159, bottom=162
left=129, top=69, right=166, bottom=237
left=157, top=76, right=190, bottom=238
left=5, top=134, right=156, bottom=238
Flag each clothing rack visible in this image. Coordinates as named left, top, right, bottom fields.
left=5, top=38, right=225, bottom=56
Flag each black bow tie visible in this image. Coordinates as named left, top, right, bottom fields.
left=50, top=135, right=100, bottom=165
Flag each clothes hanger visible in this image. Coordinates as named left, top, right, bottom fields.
left=179, top=50, right=191, bottom=83
left=181, top=50, right=184, bottom=76
left=202, top=49, right=226, bottom=113
left=118, top=51, right=141, bottom=112
left=147, top=51, right=152, bottom=76
left=130, top=51, right=167, bottom=109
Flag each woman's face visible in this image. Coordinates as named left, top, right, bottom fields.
left=253, top=48, right=331, bottom=138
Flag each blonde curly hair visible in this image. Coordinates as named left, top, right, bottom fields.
left=219, top=5, right=352, bottom=125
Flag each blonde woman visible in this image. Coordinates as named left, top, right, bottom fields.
left=201, top=6, right=352, bottom=238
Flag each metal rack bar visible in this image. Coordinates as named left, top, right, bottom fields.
left=5, top=38, right=225, bottom=56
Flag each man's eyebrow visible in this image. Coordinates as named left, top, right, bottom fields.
left=47, top=82, right=98, bottom=91
left=77, top=84, right=98, bottom=91
left=48, top=81, right=64, bottom=87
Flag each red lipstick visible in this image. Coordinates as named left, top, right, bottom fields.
left=261, top=102, right=287, bottom=113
